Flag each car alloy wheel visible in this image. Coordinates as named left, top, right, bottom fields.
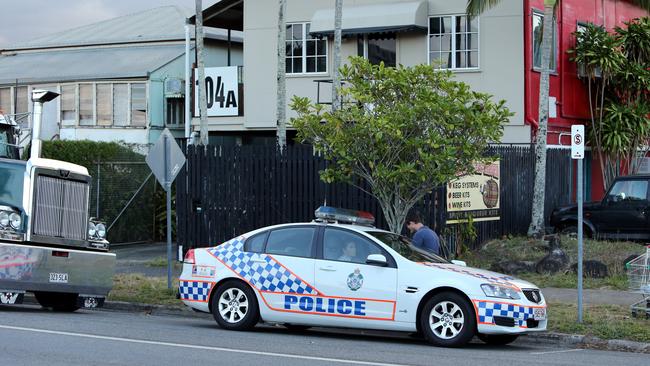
left=211, top=280, right=260, bottom=331
left=429, top=300, right=465, bottom=339
left=419, top=291, right=476, bottom=347
left=218, top=288, right=249, bottom=324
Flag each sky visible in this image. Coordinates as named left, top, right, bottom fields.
left=0, top=0, right=211, bottom=47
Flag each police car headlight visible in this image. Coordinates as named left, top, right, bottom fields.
left=0, top=211, right=9, bottom=228
left=9, top=213, right=21, bottom=230
left=481, top=284, right=521, bottom=300
left=96, top=223, right=106, bottom=239
left=88, top=222, right=97, bottom=238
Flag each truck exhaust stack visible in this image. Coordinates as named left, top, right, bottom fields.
left=29, top=89, right=59, bottom=159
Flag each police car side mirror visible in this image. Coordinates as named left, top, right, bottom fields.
left=451, top=260, right=467, bottom=267
left=366, top=254, right=388, bottom=267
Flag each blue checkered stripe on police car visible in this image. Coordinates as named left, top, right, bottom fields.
left=207, top=238, right=318, bottom=295
left=180, top=281, right=213, bottom=302
left=476, top=301, right=535, bottom=327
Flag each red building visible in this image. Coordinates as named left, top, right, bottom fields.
left=524, top=0, right=648, bottom=199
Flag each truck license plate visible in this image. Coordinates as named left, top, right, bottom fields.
left=533, top=307, right=547, bottom=320
left=49, top=273, right=69, bottom=283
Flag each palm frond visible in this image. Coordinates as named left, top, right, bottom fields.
left=466, top=0, right=503, bottom=17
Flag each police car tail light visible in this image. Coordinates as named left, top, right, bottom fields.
left=184, top=249, right=195, bottom=264
left=314, top=206, right=375, bottom=226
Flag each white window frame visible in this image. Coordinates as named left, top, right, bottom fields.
left=285, top=22, right=329, bottom=76
left=57, top=81, right=148, bottom=128
left=427, top=15, right=480, bottom=71
left=531, top=10, right=558, bottom=72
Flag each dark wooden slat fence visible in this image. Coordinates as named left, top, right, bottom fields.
left=176, top=144, right=574, bottom=251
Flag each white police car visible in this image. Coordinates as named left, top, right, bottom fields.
left=179, top=207, right=547, bottom=347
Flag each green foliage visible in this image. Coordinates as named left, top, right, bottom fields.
left=291, top=57, right=511, bottom=233
left=38, top=140, right=144, bottom=167
left=570, top=18, right=650, bottom=187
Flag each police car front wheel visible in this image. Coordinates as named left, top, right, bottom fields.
left=211, top=280, right=259, bottom=330
left=419, top=292, right=476, bottom=347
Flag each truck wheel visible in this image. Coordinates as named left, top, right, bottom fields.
left=34, top=292, right=80, bottom=312
left=211, top=280, right=259, bottom=331
left=419, top=292, right=476, bottom=347
left=477, top=333, right=519, bottom=345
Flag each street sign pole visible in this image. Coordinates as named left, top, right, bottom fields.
left=571, top=125, right=585, bottom=323
left=164, top=133, right=172, bottom=290
left=146, top=128, right=187, bottom=291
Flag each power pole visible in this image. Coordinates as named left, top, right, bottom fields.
left=195, top=0, right=209, bottom=145
left=332, top=0, right=343, bottom=111
left=276, top=0, right=287, bottom=150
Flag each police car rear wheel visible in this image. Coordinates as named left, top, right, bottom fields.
left=212, top=281, right=259, bottom=330
left=477, top=333, right=519, bottom=345
left=420, top=292, right=475, bottom=347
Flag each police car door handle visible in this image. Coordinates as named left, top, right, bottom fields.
left=251, top=259, right=267, bottom=264
left=319, top=266, right=337, bottom=272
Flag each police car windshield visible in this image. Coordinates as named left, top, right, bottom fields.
left=367, top=231, right=448, bottom=263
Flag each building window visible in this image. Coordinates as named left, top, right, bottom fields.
left=60, top=85, right=77, bottom=126
left=166, top=98, right=184, bottom=126
left=96, top=84, right=112, bottom=126
left=532, top=11, right=557, bottom=71
left=130, top=83, right=146, bottom=126
left=79, top=84, right=94, bottom=126
left=0, top=88, right=10, bottom=114
left=15, top=86, right=28, bottom=116
left=286, top=23, right=327, bottom=74
left=429, top=15, right=479, bottom=70
left=113, top=84, right=129, bottom=126
left=358, top=33, right=397, bottom=67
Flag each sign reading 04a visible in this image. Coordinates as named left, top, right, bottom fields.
left=194, top=66, right=239, bottom=117
left=446, top=160, right=500, bottom=224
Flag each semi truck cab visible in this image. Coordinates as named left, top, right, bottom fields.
left=0, top=90, right=115, bottom=311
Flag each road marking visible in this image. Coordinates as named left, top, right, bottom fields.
left=530, top=349, right=584, bottom=355
left=0, top=324, right=409, bottom=366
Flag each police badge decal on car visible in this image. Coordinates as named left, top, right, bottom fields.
left=347, top=268, right=364, bottom=291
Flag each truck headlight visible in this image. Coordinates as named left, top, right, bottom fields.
left=88, top=222, right=97, bottom=238
left=481, top=284, right=521, bottom=300
left=96, top=223, right=106, bottom=239
left=0, top=211, right=8, bottom=228
left=9, top=213, right=21, bottom=230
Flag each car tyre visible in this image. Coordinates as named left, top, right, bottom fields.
left=34, top=292, right=80, bottom=312
left=211, top=280, right=259, bottom=331
left=419, top=292, right=476, bottom=347
left=477, top=333, right=519, bottom=345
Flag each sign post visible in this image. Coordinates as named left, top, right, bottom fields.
left=571, top=125, right=585, bottom=323
left=146, top=129, right=186, bottom=289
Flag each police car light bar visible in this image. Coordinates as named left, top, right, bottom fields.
left=314, top=206, right=375, bottom=226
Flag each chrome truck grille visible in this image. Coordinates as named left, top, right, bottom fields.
left=32, top=175, right=89, bottom=241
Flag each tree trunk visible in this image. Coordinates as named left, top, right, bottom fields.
left=195, top=0, right=209, bottom=146
left=332, top=0, right=343, bottom=111
left=527, top=2, right=555, bottom=238
left=276, top=0, right=287, bottom=150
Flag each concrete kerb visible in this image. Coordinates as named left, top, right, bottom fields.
left=102, top=300, right=649, bottom=354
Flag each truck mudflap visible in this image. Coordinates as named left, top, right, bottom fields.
left=0, top=242, right=115, bottom=307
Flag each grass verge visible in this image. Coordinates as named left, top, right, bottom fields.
left=108, top=274, right=180, bottom=306
left=548, top=302, right=650, bottom=343
left=145, top=257, right=183, bottom=269
left=460, top=236, right=645, bottom=290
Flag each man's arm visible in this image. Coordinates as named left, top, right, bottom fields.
left=412, top=231, right=424, bottom=248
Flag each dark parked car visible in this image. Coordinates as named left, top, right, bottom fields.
left=550, top=175, right=650, bottom=241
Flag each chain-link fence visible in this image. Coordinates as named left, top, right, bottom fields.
left=88, top=154, right=161, bottom=244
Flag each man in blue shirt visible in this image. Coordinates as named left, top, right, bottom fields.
left=405, top=211, right=440, bottom=255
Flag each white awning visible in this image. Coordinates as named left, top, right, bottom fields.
left=309, top=1, right=428, bottom=37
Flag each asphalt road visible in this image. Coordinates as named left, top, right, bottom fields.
left=0, top=305, right=648, bottom=366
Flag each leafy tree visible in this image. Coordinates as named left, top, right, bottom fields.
left=290, top=57, right=511, bottom=233
left=570, top=18, right=650, bottom=188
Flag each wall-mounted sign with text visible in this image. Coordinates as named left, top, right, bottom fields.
left=194, top=66, right=239, bottom=117
left=446, top=160, right=500, bottom=224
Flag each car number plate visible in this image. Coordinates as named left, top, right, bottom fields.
left=533, top=307, right=547, bottom=320
left=49, top=273, right=68, bottom=283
